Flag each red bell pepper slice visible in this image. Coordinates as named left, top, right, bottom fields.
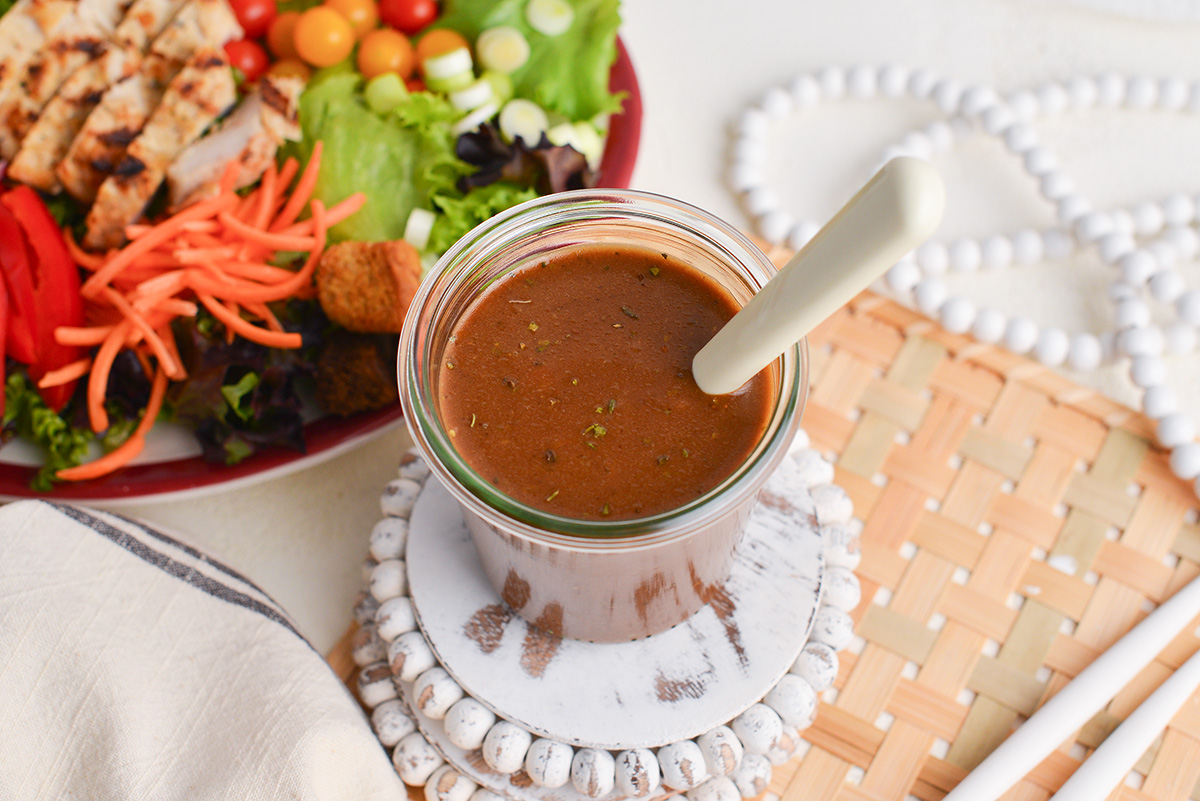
left=0, top=203, right=40, bottom=367
left=0, top=186, right=86, bottom=412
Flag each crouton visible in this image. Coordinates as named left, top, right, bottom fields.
left=315, top=239, right=422, bottom=334
left=314, top=332, right=397, bottom=417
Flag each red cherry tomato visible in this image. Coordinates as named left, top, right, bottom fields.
left=378, top=0, right=438, bottom=35
left=229, top=0, right=276, bottom=39
left=225, top=39, right=271, bottom=83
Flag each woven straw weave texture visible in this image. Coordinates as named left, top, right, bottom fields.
left=769, top=282, right=1200, bottom=801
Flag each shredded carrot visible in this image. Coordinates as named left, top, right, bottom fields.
left=56, top=325, right=116, bottom=346
left=218, top=212, right=317, bottom=251
left=64, top=229, right=106, bottom=270
left=87, top=321, right=130, bottom=432
left=174, top=245, right=240, bottom=264
left=196, top=292, right=302, bottom=349
left=244, top=301, right=283, bottom=332
left=38, top=358, right=93, bottom=389
left=270, top=141, right=323, bottom=232
left=253, top=163, right=278, bottom=231
left=101, top=288, right=182, bottom=379
left=218, top=160, right=241, bottom=194
left=57, top=367, right=169, bottom=482
left=277, top=157, right=299, bottom=191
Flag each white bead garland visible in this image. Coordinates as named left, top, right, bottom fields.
left=730, top=65, right=1200, bottom=490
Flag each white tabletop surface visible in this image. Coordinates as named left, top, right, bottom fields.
left=106, top=0, right=1200, bottom=653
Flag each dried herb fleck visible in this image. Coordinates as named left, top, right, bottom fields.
left=682, top=448, right=690, bottom=458
left=470, top=414, right=476, bottom=427
left=584, top=423, right=607, bottom=438
left=600, top=503, right=612, bottom=515
left=607, top=399, right=617, bottom=413
left=656, top=454, right=669, bottom=465
left=445, top=360, right=456, bottom=369
left=545, top=449, right=556, bottom=462
left=621, top=305, right=639, bottom=320
left=649, top=266, right=660, bottom=277
left=546, top=490, right=559, bottom=502
left=528, top=322, right=539, bottom=332
left=501, top=376, right=518, bottom=391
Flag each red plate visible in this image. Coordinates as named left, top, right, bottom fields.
left=0, top=38, right=643, bottom=503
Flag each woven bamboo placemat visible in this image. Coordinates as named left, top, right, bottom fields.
left=328, top=257, right=1200, bottom=801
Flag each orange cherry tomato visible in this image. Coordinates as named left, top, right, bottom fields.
left=267, top=57, right=313, bottom=81
left=356, top=28, right=415, bottom=79
left=324, top=0, right=379, bottom=39
left=293, top=6, right=355, bottom=67
left=267, top=11, right=301, bottom=59
left=415, top=28, right=469, bottom=64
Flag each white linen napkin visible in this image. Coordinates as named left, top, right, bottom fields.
left=0, top=500, right=407, bottom=801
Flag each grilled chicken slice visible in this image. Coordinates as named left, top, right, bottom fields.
left=57, top=0, right=241, bottom=203
left=0, top=0, right=133, bottom=159
left=167, top=75, right=303, bottom=210
left=8, top=0, right=187, bottom=191
left=84, top=48, right=236, bottom=250
left=0, top=0, right=78, bottom=103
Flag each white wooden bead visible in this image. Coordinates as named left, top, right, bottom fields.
left=482, top=722, right=532, bottom=774
left=847, top=64, right=877, bottom=97
left=791, top=448, right=835, bottom=486
left=370, top=517, right=409, bottom=562
left=764, top=674, right=818, bottom=728
left=525, top=739, right=574, bottom=788
left=980, top=235, right=1014, bottom=270
left=878, top=64, right=910, bottom=97
left=413, top=667, right=464, bottom=720
left=759, top=86, right=792, bottom=119
left=1143, top=385, right=1179, bottom=419
left=1157, top=414, right=1197, bottom=448
left=790, top=642, right=839, bottom=691
left=381, top=478, right=422, bottom=518
left=821, top=522, right=861, bottom=570
left=1037, top=82, right=1069, bottom=114
left=688, top=776, right=741, bottom=801
left=357, top=662, right=399, bottom=708
left=372, top=699, right=416, bottom=747
left=1169, top=442, right=1200, bottom=480
left=1058, top=196, right=1091, bottom=225
left=810, top=606, right=855, bottom=650
left=698, top=726, right=744, bottom=777
left=822, top=566, right=862, bottom=611
left=732, top=136, right=766, bottom=166
left=731, top=753, right=772, bottom=799
left=1043, top=229, right=1074, bottom=260
left=659, top=740, right=709, bottom=791
left=982, top=104, right=1015, bottom=135
left=932, top=79, right=963, bottom=113
left=615, top=748, right=661, bottom=798
left=352, top=623, right=387, bottom=666
left=425, top=765, right=477, bottom=801
left=914, top=277, right=948, bottom=316
left=370, top=559, right=408, bottom=602
left=915, top=240, right=949, bottom=275
left=1110, top=210, right=1135, bottom=236
left=1165, top=321, right=1197, bottom=355
left=398, top=450, right=431, bottom=481
left=949, top=238, right=982, bottom=272
left=570, top=748, right=616, bottom=799
left=1163, top=193, right=1196, bottom=226
left=1117, top=326, right=1164, bottom=357
left=1125, top=75, right=1158, bottom=108
left=468, top=790, right=505, bottom=801
left=354, top=590, right=380, bottom=626
left=1034, top=327, right=1070, bottom=367
left=444, top=698, right=496, bottom=751
left=1040, top=171, right=1074, bottom=201
left=1011, top=229, right=1043, bottom=265
left=376, top=596, right=417, bottom=641
left=1114, top=298, right=1152, bottom=330
left=1148, top=240, right=1178, bottom=270
left=1007, top=89, right=1039, bottom=120
left=766, top=726, right=803, bottom=767
left=729, top=163, right=763, bottom=193
left=939, top=297, right=976, bottom=335
left=1132, top=201, right=1166, bottom=236
left=759, top=210, right=794, bottom=244
left=1118, top=251, right=1157, bottom=286
left=817, top=66, right=846, bottom=98
left=1130, top=354, right=1167, bottom=388
left=736, top=108, right=768, bottom=138
left=1075, top=212, right=1112, bottom=243
left=971, top=308, right=1007, bottom=344
left=743, top=187, right=778, bottom=218
left=732, top=704, right=784, bottom=756
left=810, top=484, right=853, bottom=524
left=1004, top=123, right=1037, bottom=153
left=959, top=85, right=998, bottom=115
left=900, top=131, right=933, bottom=159
left=1097, top=232, right=1135, bottom=263
left=1067, top=333, right=1103, bottom=372
left=1178, top=290, right=1200, bottom=326
left=784, top=77, right=817, bottom=112
left=389, top=630, right=436, bottom=681
left=1067, top=76, right=1099, bottom=108
left=1160, top=77, right=1189, bottom=110
left=1004, top=316, right=1039, bottom=355
left=907, top=68, right=937, bottom=98
left=787, top=220, right=821, bottom=252
left=1165, top=225, right=1200, bottom=259
left=791, top=428, right=810, bottom=450
left=1023, top=147, right=1058, bottom=177
left=394, top=732, right=445, bottom=786
left=1097, top=72, right=1126, bottom=105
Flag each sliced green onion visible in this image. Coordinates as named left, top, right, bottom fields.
left=404, top=208, right=436, bottom=251
left=498, top=98, right=549, bottom=146
left=525, top=0, right=573, bottom=35
left=426, top=72, right=475, bottom=93
left=422, top=47, right=473, bottom=80
left=452, top=101, right=499, bottom=135
left=481, top=70, right=514, bottom=105
left=364, top=73, right=409, bottom=114
left=570, top=121, right=604, bottom=168
left=449, top=77, right=494, bottom=111
left=476, top=26, right=530, bottom=73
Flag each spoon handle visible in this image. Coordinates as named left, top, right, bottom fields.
left=692, top=156, right=945, bottom=395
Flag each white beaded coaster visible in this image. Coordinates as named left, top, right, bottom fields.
left=353, top=433, right=861, bottom=801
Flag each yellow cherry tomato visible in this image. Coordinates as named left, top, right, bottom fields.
left=324, top=0, right=378, bottom=39
left=267, top=57, right=312, bottom=81
left=356, top=28, right=415, bottom=79
left=293, top=6, right=355, bottom=67
left=266, top=11, right=301, bottom=59
left=415, top=28, right=469, bottom=64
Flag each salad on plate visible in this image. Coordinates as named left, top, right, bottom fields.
left=0, top=0, right=631, bottom=492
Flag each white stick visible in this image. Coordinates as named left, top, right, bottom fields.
left=691, top=156, right=945, bottom=395
left=1049, top=647, right=1200, bottom=800
left=943, top=573, right=1200, bottom=801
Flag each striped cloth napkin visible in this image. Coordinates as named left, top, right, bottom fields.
left=0, top=500, right=406, bottom=801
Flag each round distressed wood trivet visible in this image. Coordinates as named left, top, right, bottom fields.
left=352, top=433, right=862, bottom=801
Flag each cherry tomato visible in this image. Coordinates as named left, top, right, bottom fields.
left=267, top=57, right=313, bottom=81
left=225, top=38, right=270, bottom=83
left=356, top=28, right=415, bottom=79
left=405, top=76, right=426, bottom=93
left=229, top=0, right=276, bottom=39
left=267, top=11, right=301, bottom=59
left=379, top=0, right=438, bottom=35
left=293, top=6, right=355, bottom=67
left=324, top=0, right=378, bottom=39
left=414, top=28, right=467, bottom=63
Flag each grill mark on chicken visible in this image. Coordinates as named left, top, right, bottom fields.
left=97, top=125, right=139, bottom=146
left=111, top=153, right=146, bottom=178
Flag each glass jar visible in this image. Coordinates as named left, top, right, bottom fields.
left=399, top=189, right=807, bottom=642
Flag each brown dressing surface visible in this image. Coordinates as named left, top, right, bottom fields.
left=437, top=245, right=773, bottom=521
